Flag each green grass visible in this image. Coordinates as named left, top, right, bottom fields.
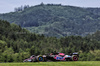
left=0, top=61, right=100, bottom=66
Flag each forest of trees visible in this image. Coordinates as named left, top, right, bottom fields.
left=14, top=5, right=30, bottom=12
left=0, top=20, right=100, bottom=62
left=0, top=4, right=100, bottom=37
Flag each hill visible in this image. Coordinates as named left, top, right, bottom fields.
left=0, top=20, right=100, bottom=62
left=0, top=4, right=100, bottom=37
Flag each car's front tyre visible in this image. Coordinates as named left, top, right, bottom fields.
left=37, top=55, right=44, bottom=62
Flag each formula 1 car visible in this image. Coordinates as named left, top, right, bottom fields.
left=23, top=52, right=79, bottom=62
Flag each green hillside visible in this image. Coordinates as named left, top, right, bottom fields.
left=0, top=4, right=100, bottom=37
left=0, top=20, right=100, bottom=62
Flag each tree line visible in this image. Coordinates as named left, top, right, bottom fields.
left=14, top=5, right=30, bottom=12
left=0, top=20, right=100, bottom=62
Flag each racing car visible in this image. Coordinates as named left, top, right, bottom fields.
left=23, top=52, right=79, bottom=62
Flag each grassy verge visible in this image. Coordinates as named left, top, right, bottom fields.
left=0, top=61, right=100, bottom=66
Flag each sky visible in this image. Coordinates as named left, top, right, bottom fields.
left=0, top=0, right=100, bottom=13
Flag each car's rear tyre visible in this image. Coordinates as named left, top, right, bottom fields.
left=72, top=55, right=78, bottom=61
left=37, top=56, right=44, bottom=62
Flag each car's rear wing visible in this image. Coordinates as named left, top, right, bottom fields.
left=70, top=52, right=79, bottom=57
